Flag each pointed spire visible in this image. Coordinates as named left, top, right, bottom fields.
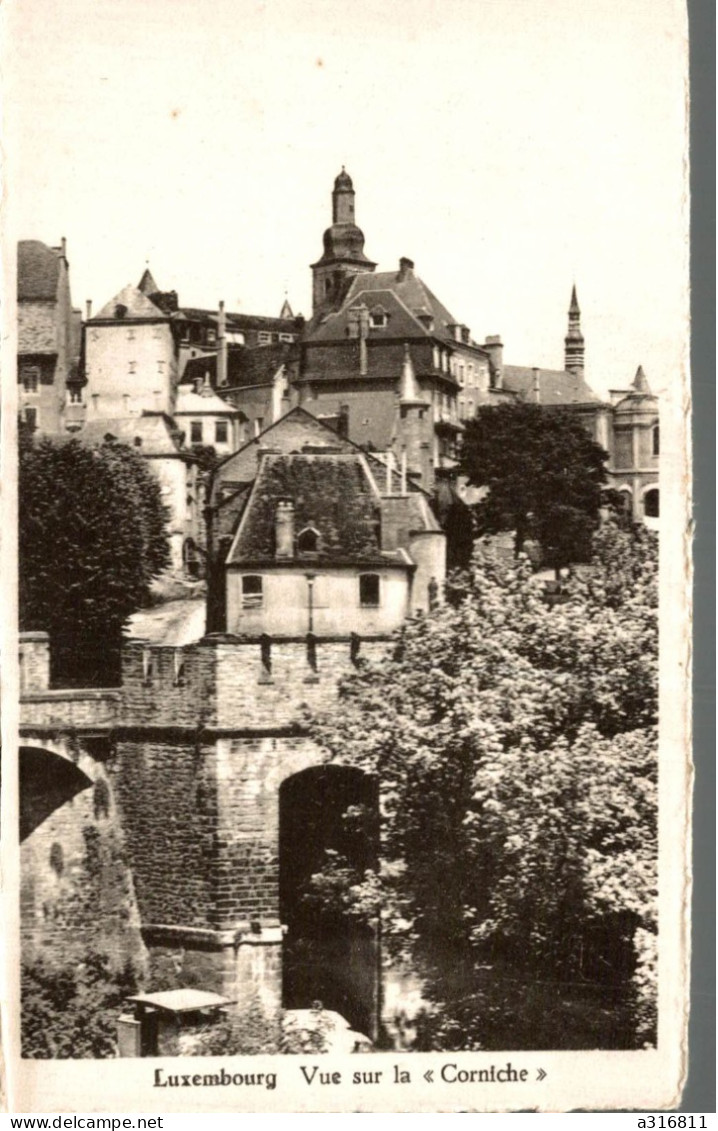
left=279, top=296, right=294, bottom=319
left=631, top=365, right=651, bottom=394
left=564, top=284, right=585, bottom=376
left=399, top=343, right=423, bottom=403
left=138, top=266, right=159, bottom=296
left=569, top=284, right=580, bottom=315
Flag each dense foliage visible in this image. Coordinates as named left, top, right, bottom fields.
left=19, top=436, right=170, bottom=686
left=460, top=403, right=609, bottom=569
left=309, top=522, right=658, bottom=1049
left=21, top=951, right=140, bottom=1058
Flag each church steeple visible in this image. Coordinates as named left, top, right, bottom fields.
left=311, top=169, right=376, bottom=315
left=564, top=285, right=585, bottom=376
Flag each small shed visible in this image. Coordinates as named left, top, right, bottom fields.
left=118, top=989, right=235, bottom=1057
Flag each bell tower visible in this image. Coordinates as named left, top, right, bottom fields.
left=311, top=169, right=376, bottom=315
left=564, top=285, right=585, bottom=376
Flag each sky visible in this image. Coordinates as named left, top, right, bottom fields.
left=4, top=0, right=689, bottom=397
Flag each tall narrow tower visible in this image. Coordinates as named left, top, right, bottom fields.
left=564, top=285, right=585, bottom=377
left=311, top=169, right=376, bottom=315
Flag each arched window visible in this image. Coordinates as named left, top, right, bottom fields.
left=297, top=527, right=320, bottom=554
left=643, top=488, right=659, bottom=518
left=359, top=573, right=380, bottom=607
left=652, top=424, right=659, bottom=456
left=242, top=574, right=264, bottom=608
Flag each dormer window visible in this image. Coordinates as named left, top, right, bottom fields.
left=369, top=306, right=388, bottom=329
left=206, top=329, right=216, bottom=345
left=297, top=526, right=320, bottom=554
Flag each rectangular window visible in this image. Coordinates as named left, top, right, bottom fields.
left=279, top=333, right=295, bottom=343
left=359, top=573, right=380, bottom=607
left=241, top=574, right=263, bottom=609
left=215, top=421, right=228, bottom=444
left=21, top=366, right=40, bottom=394
left=614, top=427, right=633, bottom=467
left=190, top=421, right=203, bottom=443
left=24, top=406, right=38, bottom=430
left=257, top=331, right=272, bottom=346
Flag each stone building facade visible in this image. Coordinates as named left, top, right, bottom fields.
left=17, top=239, right=82, bottom=435
left=297, top=171, right=512, bottom=491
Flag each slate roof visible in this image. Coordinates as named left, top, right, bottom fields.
left=18, top=240, right=62, bottom=301
left=178, top=307, right=301, bottom=334
left=502, top=365, right=603, bottom=406
left=227, top=452, right=390, bottom=567
left=308, top=287, right=434, bottom=343
left=92, top=284, right=168, bottom=322
left=182, top=344, right=291, bottom=390
left=210, top=406, right=421, bottom=508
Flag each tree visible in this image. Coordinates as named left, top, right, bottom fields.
left=309, top=523, right=658, bottom=1049
left=460, top=403, right=609, bottom=569
left=19, top=436, right=171, bottom=686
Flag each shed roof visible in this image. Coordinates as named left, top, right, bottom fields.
left=128, top=989, right=233, bottom=1013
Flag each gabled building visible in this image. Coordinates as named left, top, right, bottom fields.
left=17, top=239, right=82, bottom=435
left=297, top=172, right=511, bottom=491
left=85, top=283, right=178, bottom=420
left=206, top=407, right=445, bottom=636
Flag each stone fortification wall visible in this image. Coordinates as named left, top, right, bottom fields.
left=20, top=741, right=146, bottom=974
left=121, top=636, right=388, bottom=729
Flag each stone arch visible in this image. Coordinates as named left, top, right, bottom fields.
left=19, top=744, right=94, bottom=841
left=642, top=484, right=659, bottom=519
left=19, top=740, right=146, bottom=972
left=278, top=764, right=379, bottom=1036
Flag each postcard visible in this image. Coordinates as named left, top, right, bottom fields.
left=1, top=0, right=691, bottom=1113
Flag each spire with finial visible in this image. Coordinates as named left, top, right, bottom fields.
left=564, top=284, right=585, bottom=376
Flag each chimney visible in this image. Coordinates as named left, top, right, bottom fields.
left=85, top=299, right=93, bottom=321
left=359, top=306, right=369, bottom=376
left=484, top=335, right=504, bottom=388
left=337, top=404, right=349, bottom=440
left=194, top=376, right=203, bottom=394
left=398, top=257, right=414, bottom=281
left=275, top=500, right=295, bottom=559
left=60, top=237, right=67, bottom=259
left=532, top=368, right=541, bottom=403
left=217, top=301, right=228, bottom=387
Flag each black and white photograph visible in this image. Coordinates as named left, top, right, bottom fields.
left=1, top=0, right=691, bottom=1113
